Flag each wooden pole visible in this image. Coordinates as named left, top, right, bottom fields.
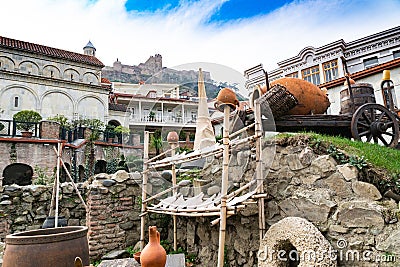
left=140, top=131, right=150, bottom=250
left=55, top=142, right=62, bottom=228
left=52, top=146, right=88, bottom=211
left=217, top=105, right=230, bottom=267
left=255, top=100, right=265, bottom=241
left=169, top=141, right=178, bottom=251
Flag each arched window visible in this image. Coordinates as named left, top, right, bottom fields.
left=14, top=96, right=19, bottom=108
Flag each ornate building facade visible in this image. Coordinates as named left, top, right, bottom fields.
left=0, top=37, right=108, bottom=121
left=245, top=26, right=400, bottom=114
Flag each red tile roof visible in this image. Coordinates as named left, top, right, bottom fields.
left=320, top=58, right=400, bottom=89
left=101, top=77, right=111, bottom=84
left=0, top=36, right=104, bottom=67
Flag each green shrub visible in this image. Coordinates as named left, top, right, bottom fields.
left=13, top=110, right=42, bottom=131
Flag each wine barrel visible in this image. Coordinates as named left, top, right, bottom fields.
left=340, top=83, right=375, bottom=114
left=3, top=226, right=89, bottom=267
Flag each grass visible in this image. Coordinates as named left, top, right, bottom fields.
left=276, top=132, right=400, bottom=175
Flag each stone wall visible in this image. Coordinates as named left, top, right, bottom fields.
left=162, top=141, right=400, bottom=266
left=86, top=171, right=142, bottom=259
left=0, top=140, right=399, bottom=266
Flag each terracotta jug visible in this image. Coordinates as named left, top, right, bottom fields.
left=140, top=226, right=167, bottom=267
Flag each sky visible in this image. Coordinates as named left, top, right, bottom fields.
left=1, top=0, right=400, bottom=78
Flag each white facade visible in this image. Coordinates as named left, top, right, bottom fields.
left=112, top=82, right=198, bottom=129
left=0, top=36, right=108, bottom=122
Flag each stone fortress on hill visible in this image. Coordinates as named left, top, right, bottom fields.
left=102, top=54, right=212, bottom=86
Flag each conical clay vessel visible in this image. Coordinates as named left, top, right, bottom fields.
left=140, top=226, right=167, bottom=267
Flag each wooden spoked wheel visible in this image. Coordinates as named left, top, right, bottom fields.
left=351, top=103, right=399, bottom=147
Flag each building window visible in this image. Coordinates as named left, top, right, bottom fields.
left=14, top=96, right=19, bottom=108
left=147, top=91, right=157, bottom=98
left=302, top=66, right=320, bottom=85
left=286, top=72, right=298, bottom=78
left=394, top=50, right=400, bottom=59
left=363, top=57, right=378, bottom=69
left=323, top=60, right=338, bottom=82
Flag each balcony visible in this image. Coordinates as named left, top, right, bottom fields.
left=0, top=119, right=40, bottom=138
left=129, top=114, right=197, bottom=126
left=0, top=119, right=139, bottom=146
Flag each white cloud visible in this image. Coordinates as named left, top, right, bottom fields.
left=1, top=0, right=399, bottom=74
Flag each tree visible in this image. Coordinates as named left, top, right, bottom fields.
left=150, top=129, right=163, bottom=155
left=13, top=110, right=42, bottom=132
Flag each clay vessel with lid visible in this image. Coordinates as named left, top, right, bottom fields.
left=140, top=226, right=167, bottom=267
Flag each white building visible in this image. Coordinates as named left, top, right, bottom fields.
left=245, top=26, right=400, bottom=114
left=110, top=82, right=199, bottom=139
left=0, top=37, right=108, bottom=121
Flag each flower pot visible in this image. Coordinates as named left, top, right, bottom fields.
left=167, top=131, right=179, bottom=143
left=21, top=131, right=33, bottom=138
left=133, top=251, right=141, bottom=264
left=140, top=226, right=166, bottom=267
left=215, top=88, right=239, bottom=112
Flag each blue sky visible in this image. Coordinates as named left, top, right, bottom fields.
left=0, top=0, right=399, bottom=83
left=125, top=0, right=294, bottom=21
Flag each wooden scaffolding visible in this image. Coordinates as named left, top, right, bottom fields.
left=139, top=101, right=267, bottom=267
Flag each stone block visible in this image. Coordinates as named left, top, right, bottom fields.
left=352, top=181, right=382, bottom=201
left=337, top=163, right=359, bottom=181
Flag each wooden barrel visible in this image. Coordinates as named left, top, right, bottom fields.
left=3, top=226, right=89, bottom=267
left=340, top=83, right=375, bottom=114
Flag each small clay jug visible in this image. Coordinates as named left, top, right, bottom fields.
left=140, top=226, right=167, bottom=267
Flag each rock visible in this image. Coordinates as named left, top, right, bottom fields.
left=329, top=225, right=349, bottom=233
left=0, top=200, right=11, bottom=205
left=211, top=166, right=220, bottom=174
left=352, top=181, right=382, bottom=200
left=102, top=250, right=130, bottom=260
left=112, top=170, right=130, bottom=183
left=130, top=171, right=142, bottom=181
left=336, top=201, right=384, bottom=230
left=98, top=258, right=139, bottom=267
left=120, top=221, right=134, bottom=230
left=300, top=174, right=321, bottom=185
left=299, top=147, right=315, bottom=166
left=286, top=154, right=306, bottom=171
left=310, top=155, right=337, bottom=176
left=61, top=183, right=74, bottom=194
left=94, top=173, right=110, bottom=180
left=161, top=170, right=172, bottom=181
left=337, top=163, right=358, bottom=181
left=237, top=150, right=250, bottom=166
left=259, top=217, right=336, bottom=267
left=207, top=185, right=220, bottom=196
left=279, top=195, right=336, bottom=224
left=102, top=179, right=117, bottom=187
left=376, top=229, right=400, bottom=254
left=322, top=172, right=353, bottom=199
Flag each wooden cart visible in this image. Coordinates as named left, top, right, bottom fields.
left=257, top=74, right=400, bottom=148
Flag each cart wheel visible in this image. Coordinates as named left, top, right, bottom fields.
left=351, top=103, right=399, bottom=147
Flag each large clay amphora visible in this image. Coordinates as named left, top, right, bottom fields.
left=3, top=226, right=89, bottom=267
left=140, top=226, right=167, bottom=267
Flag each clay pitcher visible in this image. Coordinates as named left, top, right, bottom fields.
left=140, top=226, right=167, bottom=267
